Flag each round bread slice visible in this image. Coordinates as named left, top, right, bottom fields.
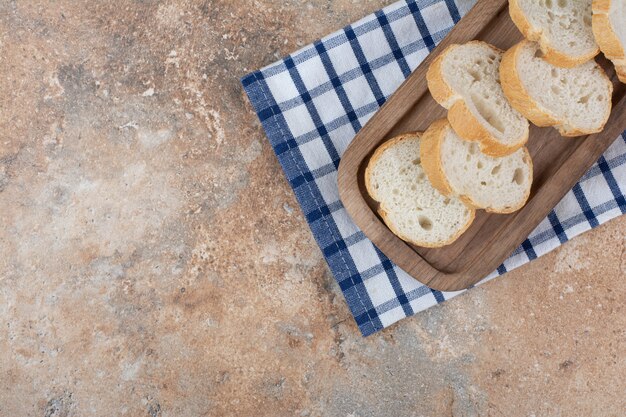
left=510, top=0, right=600, bottom=68
left=421, top=119, right=534, bottom=214
left=500, top=40, right=613, bottom=136
left=427, top=41, right=529, bottom=157
left=593, top=0, right=626, bottom=83
left=365, top=133, right=475, bottom=248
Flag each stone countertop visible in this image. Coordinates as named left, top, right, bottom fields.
left=1, top=1, right=624, bottom=416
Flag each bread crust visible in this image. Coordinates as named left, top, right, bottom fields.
left=421, top=119, right=533, bottom=214
left=447, top=99, right=526, bottom=156
left=426, top=52, right=458, bottom=108
left=500, top=41, right=560, bottom=127
left=500, top=40, right=612, bottom=137
left=420, top=119, right=455, bottom=197
left=427, top=41, right=529, bottom=157
left=509, top=0, right=600, bottom=68
left=593, top=0, right=626, bottom=83
left=365, top=132, right=475, bottom=248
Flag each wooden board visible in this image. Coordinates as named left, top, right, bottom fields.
left=337, top=0, right=626, bottom=292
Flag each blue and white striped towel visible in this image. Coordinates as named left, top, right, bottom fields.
left=241, top=0, right=626, bottom=336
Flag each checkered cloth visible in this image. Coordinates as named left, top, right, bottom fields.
left=242, top=0, right=626, bottom=336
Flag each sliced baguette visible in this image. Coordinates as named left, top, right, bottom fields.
left=500, top=40, right=613, bottom=136
left=427, top=41, right=529, bottom=157
left=421, top=119, right=533, bottom=214
left=510, top=0, right=599, bottom=67
left=365, top=133, right=475, bottom=248
left=593, top=0, right=626, bottom=83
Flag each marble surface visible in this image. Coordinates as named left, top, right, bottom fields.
left=1, top=1, right=624, bottom=416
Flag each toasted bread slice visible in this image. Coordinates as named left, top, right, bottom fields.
left=427, top=41, right=529, bottom=157
left=421, top=119, right=533, bottom=214
left=510, top=0, right=600, bottom=67
left=593, top=0, right=626, bottom=82
left=500, top=40, right=613, bottom=136
left=365, top=133, right=475, bottom=248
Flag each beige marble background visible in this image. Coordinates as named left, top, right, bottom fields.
left=1, top=1, right=624, bottom=416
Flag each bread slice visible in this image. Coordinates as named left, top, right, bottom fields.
left=365, top=133, right=475, bottom=248
left=421, top=119, right=533, bottom=214
left=427, top=41, right=529, bottom=157
left=510, top=0, right=600, bottom=67
left=500, top=40, right=613, bottom=136
left=593, top=0, right=626, bottom=83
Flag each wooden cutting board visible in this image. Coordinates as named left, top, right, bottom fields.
left=337, top=0, right=626, bottom=292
